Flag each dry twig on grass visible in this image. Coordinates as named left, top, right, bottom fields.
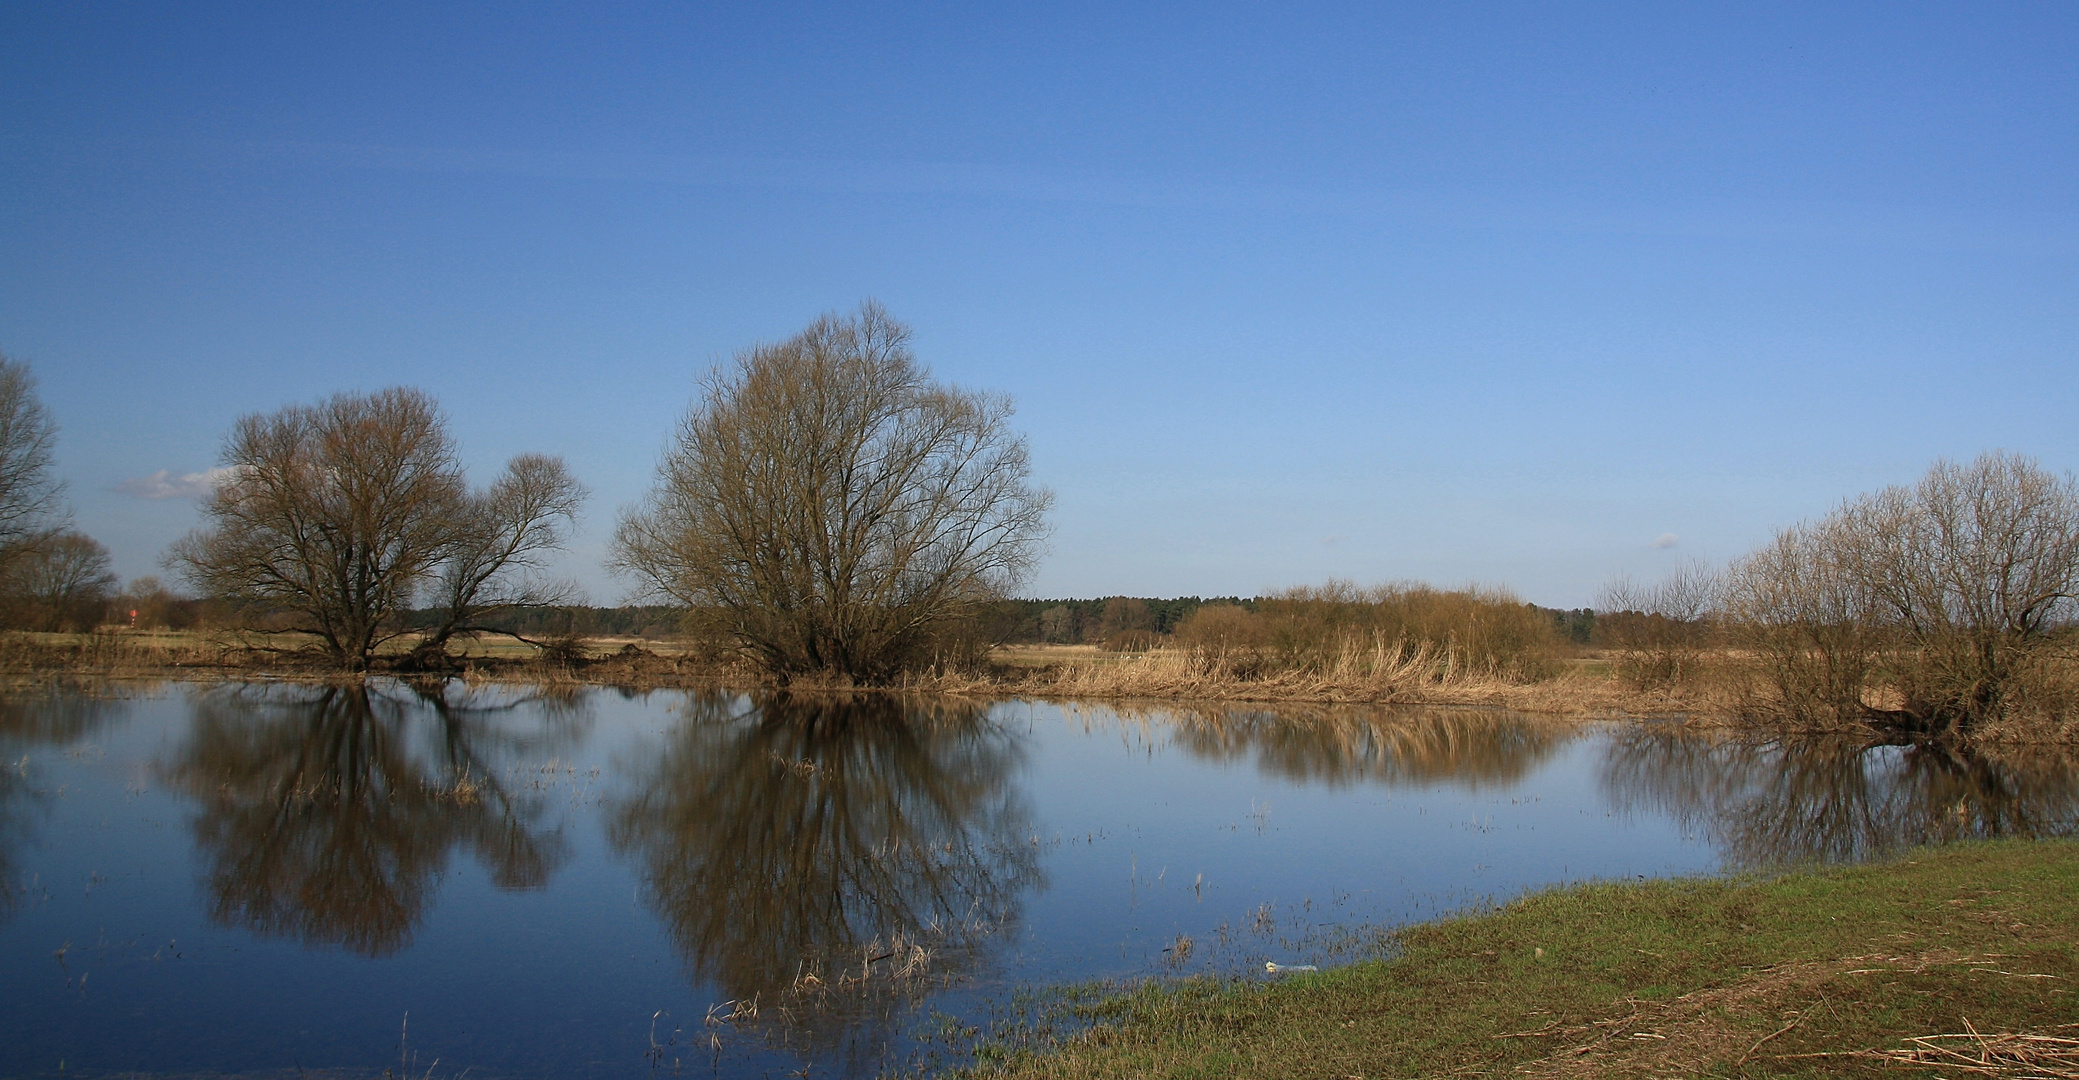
left=1829, top=1022, right=2079, bottom=1078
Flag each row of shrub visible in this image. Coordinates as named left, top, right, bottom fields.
left=991, top=453, right=2079, bottom=744
left=1167, top=582, right=1568, bottom=682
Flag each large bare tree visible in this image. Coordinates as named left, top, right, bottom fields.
left=1852, top=453, right=2079, bottom=732
left=171, top=388, right=585, bottom=670
left=0, top=355, right=67, bottom=573
left=613, top=302, right=1051, bottom=682
left=1726, top=451, right=2079, bottom=737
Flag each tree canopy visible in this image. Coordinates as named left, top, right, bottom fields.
left=614, top=302, right=1050, bottom=682
left=171, top=387, right=584, bottom=670
left=0, top=355, right=67, bottom=575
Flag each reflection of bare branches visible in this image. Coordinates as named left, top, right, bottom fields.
left=1106, top=704, right=1571, bottom=788
left=0, top=682, right=124, bottom=743
left=608, top=692, right=1040, bottom=1064
left=1601, top=727, right=2079, bottom=866
left=0, top=684, right=124, bottom=923
left=163, top=681, right=585, bottom=956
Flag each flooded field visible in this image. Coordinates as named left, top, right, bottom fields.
left=2, top=682, right=2074, bottom=1078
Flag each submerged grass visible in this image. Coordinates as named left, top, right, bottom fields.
left=929, top=839, right=2079, bottom=1079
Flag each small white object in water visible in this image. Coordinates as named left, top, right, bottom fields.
left=1264, top=961, right=1318, bottom=973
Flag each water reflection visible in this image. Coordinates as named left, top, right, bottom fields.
left=1602, top=728, right=2079, bottom=865
left=14, top=681, right=2079, bottom=1080
left=1147, top=705, right=1570, bottom=787
left=163, top=682, right=586, bottom=956
left=0, top=684, right=123, bottom=922
left=610, top=693, right=1039, bottom=1059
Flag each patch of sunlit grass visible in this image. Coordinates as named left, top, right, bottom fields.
left=931, top=839, right=2079, bottom=1079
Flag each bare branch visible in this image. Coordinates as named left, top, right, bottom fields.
left=1726, top=451, right=2079, bottom=736
left=0, top=354, right=68, bottom=576
left=612, top=302, right=1051, bottom=682
left=170, top=388, right=469, bottom=671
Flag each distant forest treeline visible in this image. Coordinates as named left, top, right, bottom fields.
left=998, top=597, right=1597, bottom=648
left=434, top=597, right=1601, bottom=649
left=32, top=587, right=1602, bottom=651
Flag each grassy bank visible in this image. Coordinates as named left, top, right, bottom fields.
left=945, top=840, right=2079, bottom=1079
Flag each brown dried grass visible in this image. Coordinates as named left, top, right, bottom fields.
left=1842, top=1025, right=2079, bottom=1076
left=898, top=643, right=1720, bottom=719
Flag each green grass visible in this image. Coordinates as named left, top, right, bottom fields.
left=939, top=840, right=2079, bottom=1079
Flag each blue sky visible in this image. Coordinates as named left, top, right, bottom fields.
left=3, top=2, right=2073, bottom=606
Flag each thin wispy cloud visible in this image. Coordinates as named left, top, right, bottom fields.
left=1653, top=533, right=1681, bottom=549
left=114, top=467, right=236, bottom=500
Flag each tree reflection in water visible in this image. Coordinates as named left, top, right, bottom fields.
left=164, top=681, right=586, bottom=956
left=1601, top=727, right=2079, bottom=866
left=0, top=685, right=122, bottom=923
left=1143, top=704, right=1570, bottom=787
left=609, top=693, right=1039, bottom=1064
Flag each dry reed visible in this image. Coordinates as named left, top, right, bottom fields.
left=894, top=640, right=1702, bottom=717
left=1767, top=1025, right=2079, bottom=1077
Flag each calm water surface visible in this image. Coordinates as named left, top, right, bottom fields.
left=2, top=682, right=2074, bottom=1078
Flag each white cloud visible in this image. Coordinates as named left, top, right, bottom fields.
left=113, top=467, right=238, bottom=500
left=1652, top=533, right=1681, bottom=549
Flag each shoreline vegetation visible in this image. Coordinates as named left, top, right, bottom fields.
left=5, top=620, right=2076, bottom=747
left=6, top=332, right=2077, bottom=746
left=18, top=441, right=2079, bottom=749
left=929, top=839, right=2079, bottom=1080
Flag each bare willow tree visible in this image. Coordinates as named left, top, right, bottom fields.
left=613, top=302, right=1051, bottom=683
left=171, top=388, right=585, bottom=671
left=0, top=355, right=67, bottom=574
left=1727, top=452, right=2079, bottom=738
left=1723, top=518, right=1885, bottom=723
left=1849, top=453, right=2079, bottom=734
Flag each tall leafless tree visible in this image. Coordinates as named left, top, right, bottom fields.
left=171, top=388, right=585, bottom=670
left=1727, top=451, right=2079, bottom=737
left=0, top=355, right=67, bottom=574
left=1851, top=452, right=2079, bottom=733
left=613, top=302, right=1051, bottom=683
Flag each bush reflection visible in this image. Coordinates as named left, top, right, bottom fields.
left=609, top=693, right=1039, bottom=1058
left=1601, top=728, right=2079, bottom=865
left=1145, top=704, right=1570, bottom=787
left=164, top=681, right=586, bottom=956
